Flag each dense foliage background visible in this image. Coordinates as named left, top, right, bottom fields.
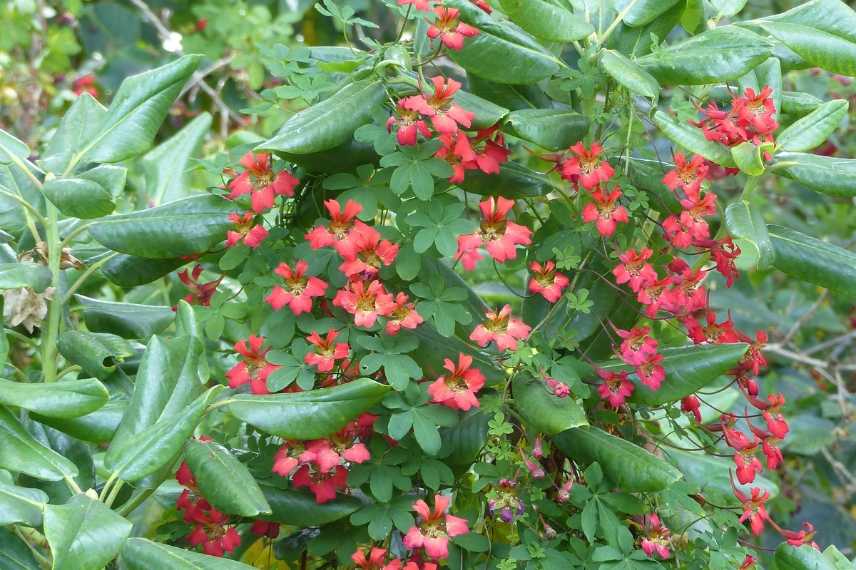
left=0, top=0, right=855, bottom=569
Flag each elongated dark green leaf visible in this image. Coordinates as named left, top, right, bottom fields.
left=638, top=26, right=771, bottom=85
left=33, top=399, right=126, bottom=444
left=105, top=388, right=217, bottom=482
left=260, top=79, right=385, bottom=155
left=600, top=49, right=660, bottom=99
left=504, top=109, right=588, bottom=151
left=512, top=374, right=587, bottom=435
left=185, top=439, right=271, bottom=517
left=595, top=344, right=748, bottom=406
left=781, top=91, right=823, bottom=115
left=459, top=161, right=560, bottom=197
left=227, top=378, right=390, bottom=439
left=467, top=75, right=552, bottom=110
left=43, top=177, right=114, bottom=219
left=0, top=406, right=78, bottom=480
left=444, top=0, right=562, bottom=85
left=725, top=199, right=774, bottom=270
left=438, top=410, right=489, bottom=466
left=121, top=538, right=255, bottom=570
left=553, top=427, right=682, bottom=492
left=768, top=224, right=856, bottom=295
left=88, top=194, right=236, bottom=259
left=762, top=0, right=856, bottom=43
left=0, top=481, right=48, bottom=526
left=0, top=262, right=52, bottom=292
left=616, top=0, right=682, bottom=27
left=773, top=152, right=856, bottom=197
left=654, top=111, right=735, bottom=166
left=0, top=527, right=40, bottom=570
left=454, top=90, right=508, bottom=129
left=101, top=254, right=185, bottom=287
left=0, top=378, right=108, bottom=419
left=57, top=330, right=133, bottom=380
left=498, top=0, right=594, bottom=42
left=776, top=99, right=848, bottom=152
left=42, top=93, right=107, bottom=174
left=665, top=449, right=778, bottom=507
left=44, top=494, right=132, bottom=570
left=76, top=55, right=201, bottom=165
left=142, top=112, right=212, bottom=206
left=260, top=483, right=363, bottom=526
left=76, top=295, right=174, bottom=338
left=756, top=21, right=856, bottom=76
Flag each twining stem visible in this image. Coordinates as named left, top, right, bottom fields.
left=41, top=202, right=62, bottom=383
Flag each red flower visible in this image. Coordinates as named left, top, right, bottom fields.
left=636, top=353, right=665, bottom=390
left=545, top=377, right=571, bottom=398
left=387, top=98, right=432, bottom=145
left=613, top=248, right=657, bottom=292
left=266, top=260, right=328, bottom=315
left=352, top=546, right=388, bottom=569
left=663, top=192, right=717, bottom=248
left=615, top=326, right=658, bottom=366
left=559, top=142, right=615, bottom=190
left=662, top=153, right=708, bottom=199
left=339, top=225, right=399, bottom=279
left=681, top=395, right=702, bottom=423
left=292, top=464, right=349, bottom=504
left=781, top=522, right=818, bottom=549
left=407, top=77, right=474, bottom=135
left=707, top=237, right=741, bottom=287
left=734, top=447, right=763, bottom=485
left=250, top=520, right=280, bottom=539
left=427, top=7, right=479, bottom=51
left=734, top=486, right=770, bottom=536
left=72, top=74, right=99, bottom=98
left=305, top=329, right=350, bottom=373
left=683, top=309, right=740, bottom=344
left=178, top=265, right=222, bottom=307
left=226, top=336, right=279, bottom=395
left=272, top=443, right=301, bottom=477
left=640, top=513, right=671, bottom=560
left=428, top=353, right=485, bottom=411
left=740, top=555, right=757, bottom=570
left=176, top=464, right=241, bottom=557
left=455, top=197, right=532, bottom=270
left=470, top=0, right=492, bottom=12
left=733, top=86, right=779, bottom=137
left=596, top=369, right=634, bottom=409
left=763, top=393, right=789, bottom=439
left=403, top=494, right=470, bottom=560
left=226, top=212, right=268, bottom=249
left=226, top=152, right=299, bottom=213
left=528, top=260, right=569, bottom=302
left=466, top=125, right=510, bottom=175
left=385, top=292, right=424, bottom=335
left=333, top=279, right=395, bottom=328
left=469, top=304, right=531, bottom=351
left=305, top=199, right=365, bottom=257
left=581, top=187, right=629, bottom=237
left=398, top=0, right=432, bottom=11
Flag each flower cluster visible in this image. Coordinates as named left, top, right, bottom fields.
left=397, top=0, right=488, bottom=52
left=455, top=196, right=532, bottom=270
left=694, top=86, right=779, bottom=148
left=272, top=414, right=376, bottom=503
left=175, top=461, right=241, bottom=557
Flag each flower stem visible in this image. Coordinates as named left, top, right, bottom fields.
left=41, top=203, right=62, bottom=383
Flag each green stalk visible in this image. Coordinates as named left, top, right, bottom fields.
left=41, top=203, right=62, bottom=383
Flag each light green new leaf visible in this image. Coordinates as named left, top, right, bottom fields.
left=0, top=378, right=108, bottom=419
left=653, top=111, right=735, bottom=167
left=142, top=112, right=212, bottom=206
left=498, top=0, right=594, bottom=42
left=512, top=373, right=587, bottom=435
left=444, top=0, right=562, bottom=85
left=776, top=99, right=848, bottom=152
left=77, top=55, right=201, bottom=165
left=768, top=224, right=856, bottom=295
left=121, top=538, right=256, bottom=569
left=259, top=79, right=385, bottom=155
left=725, top=199, right=774, bottom=270
left=227, top=378, right=390, bottom=439
left=638, top=26, right=771, bottom=85
left=600, top=49, right=660, bottom=99
left=185, top=439, right=271, bottom=517
left=0, top=406, right=78, bottom=480
left=773, top=152, right=856, bottom=198
left=88, top=194, right=236, bottom=259
left=731, top=141, right=767, bottom=176
left=44, top=494, right=132, bottom=570
left=553, top=427, right=682, bottom=492
left=0, top=481, right=48, bottom=526
left=616, top=0, right=682, bottom=27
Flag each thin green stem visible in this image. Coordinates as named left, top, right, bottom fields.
left=59, top=221, right=94, bottom=250
left=117, top=487, right=156, bottom=517
left=40, top=203, right=62, bottom=383
left=104, top=480, right=124, bottom=508
left=62, top=253, right=119, bottom=303
left=598, top=0, right=641, bottom=45
left=99, top=471, right=119, bottom=502
left=64, top=475, right=82, bottom=495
